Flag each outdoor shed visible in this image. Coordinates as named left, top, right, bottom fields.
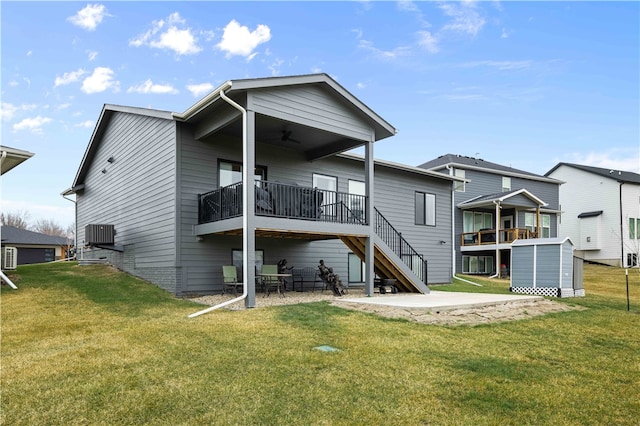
left=510, top=237, right=581, bottom=297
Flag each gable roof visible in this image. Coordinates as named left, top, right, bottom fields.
left=66, top=74, right=396, bottom=193
left=1, top=145, right=34, bottom=175
left=545, top=162, right=640, bottom=185
left=419, top=153, right=561, bottom=184
left=69, top=104, right=174, bottom=189
left=172, top=73, right=396, bottom=141
left=458, top=188, right=548, bottom=209
left=1, top=225, right=70, bottom=246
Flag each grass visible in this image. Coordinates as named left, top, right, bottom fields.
left=1, top=262, right=639, bottom=425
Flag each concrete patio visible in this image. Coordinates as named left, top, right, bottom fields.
left=336, top=290, right=544, bottom=311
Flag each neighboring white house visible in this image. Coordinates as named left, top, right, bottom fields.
left=546, top=163, right=640, bottom=267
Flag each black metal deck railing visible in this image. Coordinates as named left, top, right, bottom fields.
left=198, top=181, right=367, bottom=225
left=374, top=208, right=427, bottom=283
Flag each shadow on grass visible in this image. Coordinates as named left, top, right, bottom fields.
left=4, top=262, right=187, bottom=317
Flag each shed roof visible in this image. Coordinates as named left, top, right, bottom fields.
left=578, top=210, right=603, bottom=218
left=1, top=225, right=70, bottom=246
left=512, top=236, right=574, bottom=247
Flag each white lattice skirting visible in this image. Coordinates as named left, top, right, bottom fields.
left=511, top=286, right=561, bottom=297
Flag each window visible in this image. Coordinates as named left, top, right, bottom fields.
left=415, top=192, right=436, bottom=226
left=348, top=253, right=366, bottom=283
left=629, top=218, right=640, bottom=239
left=502, top=176, right=511, bottom=192
left=525, top=212, right=551, bottom=238
left=462, top=255, right=494, bottom=274
left=455, top=169, right=465, bottom=192
left=219, top=160, right=266, bottom=187
left=313, top=173, right=337, bottom=218
left=627, top=253, right=638, bottom=267
left=232, top=249, right=264, bottom=274
left=348, top=180, right=365, bottom=220
left=463, top=211, right=493, bottom=233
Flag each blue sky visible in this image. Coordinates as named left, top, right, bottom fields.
left=1, top=1, right=639, bottom=229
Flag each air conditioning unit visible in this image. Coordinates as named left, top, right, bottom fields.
left=1, top=247, right=18, bottom=270
left=85, top=224, right=115, bottom=245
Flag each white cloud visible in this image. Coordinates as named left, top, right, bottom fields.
left=75, top=120, right=94, bottom=128
left=87, top=50, right=98, bottom=61
left=216, top=19, right=271, bottom=59
left=127, top=79, right=178, bottom=94
left=1, top=103, right=37, bottom=121
left=8, top=80, right=19, bottom=87
left=439, top=2, right=486, bottom=36
left=130, top=12, right=201, bottom=56
left=26, top=50, right=32, bottom=56
left=397, top=1, right=420, bottom=13
left=417, top=30, right=439, bottom=53
left=356, top=82, right=366, bottom=89
left=81, top=67, right=119, bottom=94
left=186, top=82, right=214, bottom=97
left=12, top=116, right=53, bottom=133
left=501, top=28, right=509, bottom=39
left=460, top=60, right=533, bottom=71
left=268, top=58, right=284, bottom=76
left=54, top=68, right=86, bottom=87
left=358, top=39, right=411, bottom=60
left=67, top=4, right=109, bottom=31
left=567, top=150, right=640, bottom=174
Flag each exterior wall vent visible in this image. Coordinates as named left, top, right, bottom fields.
left=85, top=224, right=115, bottom=245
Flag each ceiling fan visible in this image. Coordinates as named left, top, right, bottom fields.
left=280, top=129, right=301, bottom=144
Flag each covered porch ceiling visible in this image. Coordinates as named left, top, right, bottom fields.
left=213, top=112, right=365, bottom=162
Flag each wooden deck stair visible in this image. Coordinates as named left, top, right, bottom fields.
left=340, top=235, right=429, bottom=294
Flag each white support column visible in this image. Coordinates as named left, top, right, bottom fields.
left=244, top=110, right=257, bottom=308
left=365, top=138, right=375, bottom=296
left=495, top=202, right=501, bottom=277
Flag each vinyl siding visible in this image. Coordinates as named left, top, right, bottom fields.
left=250, top=85, right=372, bottom=141
left=548, top=165, right=624, bottom=265
left=176, top=131, right=453, bottom=293
left=76, top=111, right=178, bottom=290
left=450, top=167, right=560, bottom=274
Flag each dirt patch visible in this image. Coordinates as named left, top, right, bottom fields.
left=331, top=298, right=584, bottom=326
left=188, top=290, right=584, bottom=325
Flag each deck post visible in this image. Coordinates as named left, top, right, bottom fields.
left=364, top=137, right=375, bottom=296
left=244, top=110, right=257, bottom=308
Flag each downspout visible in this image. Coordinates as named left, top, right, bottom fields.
left=61, top=192, right=77, bottom=260
left=445, top=165, right=456, bottom=280
left=0, top=151, right=18, bottom=289
left=488, top=200, right=500, bottom=278
left=620, top=181, right=624, bottom=266
left=189, top=83, right=249, bottom=317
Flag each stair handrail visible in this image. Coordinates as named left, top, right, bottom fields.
left=374, top=207, right=427, bottom=283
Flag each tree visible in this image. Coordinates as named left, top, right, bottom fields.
left=32, top=218, right=67, bottom=237
left=0, top=210, right=30, bottom=229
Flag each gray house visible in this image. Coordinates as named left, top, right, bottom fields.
left=419, top=154, right=563, bottom=278
left=0, top=226, right=71, bottom=264
left=64, top=74, right=460, bottom=307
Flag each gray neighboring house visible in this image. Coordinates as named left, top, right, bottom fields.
left=546, top=162, right=640, bottom=267
left=64, top=74, right=461, bottom=307
left=419, top=154, right=563, bottom=278
left=0, top=225, right=71, bottom=264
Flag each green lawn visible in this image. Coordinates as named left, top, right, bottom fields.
left=1, top=262, right=639, bottom=425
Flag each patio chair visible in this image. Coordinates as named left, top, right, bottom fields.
left=261, top=264, right=283, bottom=297
left=222, top=265, right=243, bottom=295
